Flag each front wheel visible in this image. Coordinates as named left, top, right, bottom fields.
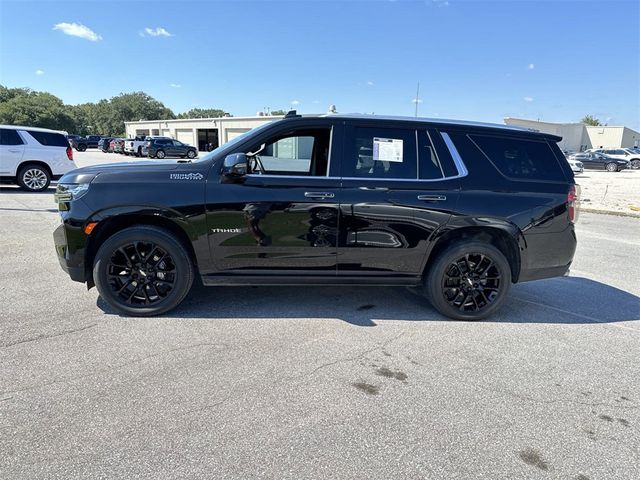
left=187, top=150, right=196, bottom=159
left=156, top=150, right=166, bottom=159
left=605, top=162, right=618, bottom=172
left=77, top=144, right=87, bottom=152
left=17, top=164, right=51, bottom=192
left=630, top=159, right=640, bottom=169
left=424, top=241, right=512, bottom=321
left=93, top=226, right=194, bottom=316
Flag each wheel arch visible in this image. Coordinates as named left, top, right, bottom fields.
left=423, top=221, right=523, bottom=283
left=84, top=209, right=199, bottom=288
left=16, top=160, right=53, bottom=177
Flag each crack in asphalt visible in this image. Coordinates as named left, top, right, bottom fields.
left=0, top=342, right=227, bottom=396
left=472, top=382, right=640, bottom=411
left=0, top=324, right=98, bottom=348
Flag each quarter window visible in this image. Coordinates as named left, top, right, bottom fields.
left=470, top=135, right=565, bottom=181
left=26, top=130, right=69, bottom=147
left=344, top=127, right=417, bottom=179
left=0, top=129, right=24, bottom=146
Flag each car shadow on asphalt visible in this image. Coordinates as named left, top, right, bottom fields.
left=96, top=276, right=640, bottom=327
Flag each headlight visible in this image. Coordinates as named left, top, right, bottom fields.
left=54, top=183, right=90, bottom=203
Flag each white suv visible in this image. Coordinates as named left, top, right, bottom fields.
left=0, top=125, right=78, bottom=192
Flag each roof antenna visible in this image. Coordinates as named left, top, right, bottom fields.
left=414, top=82, right=420, bottom=117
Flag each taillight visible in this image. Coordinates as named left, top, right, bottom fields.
left=568, top=184, right=580, bottom=223
left=66, top=146, right=73, bottom=161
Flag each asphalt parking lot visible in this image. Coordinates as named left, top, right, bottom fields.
left=1, top=156, right=639, bottom=479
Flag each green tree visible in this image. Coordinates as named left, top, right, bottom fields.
left=0, top=87, right=75, bottom=132
left=581, top=115, right=602, bottom=126
left=177, top=108, right=227, bottom=119
left=270, top=109, right=286, bottom=116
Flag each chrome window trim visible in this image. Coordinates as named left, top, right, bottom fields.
left=440, top=131, right=469, bottom=177
left=245, top=174, right=464, bottom=183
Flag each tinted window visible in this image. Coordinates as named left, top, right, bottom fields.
left=470, top=135, right=565, bottom=181
left=0, top=128, right=24, bottom=146
left=247, top=128, right=331, bottom=176
left=27, top=130, right=69, bottom=147
left=418, top=130, right=445, bottom=180
left=344, top=127, right=416, bottom=179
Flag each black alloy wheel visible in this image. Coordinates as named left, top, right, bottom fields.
left=425, top=241, right=511, bottom=320
left=94, top=226, right=194, bottom=316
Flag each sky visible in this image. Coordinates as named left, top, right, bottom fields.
left=1, top=0, right=639, bottom=129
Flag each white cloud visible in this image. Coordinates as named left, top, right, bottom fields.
left=291, top=100, right=300, bottom=105
left=143, top=27, right=173, bottom=37
left=523, top=96, right=534, bottom=102
left=53, top=22, right=102, bottom=41
left=169, top=83, right=181, bottom=88
left=527, top=63, right=535, bottom=70
left=412, top=98, right=423, bottom=104
left=366, top=80, right=374, bottom=86
left=35, top=69, right=44, bottom=76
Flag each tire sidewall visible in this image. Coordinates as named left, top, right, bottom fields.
left=426, top=241, right=512, bottom=321
left=93, top=226, right=194, bottom=316
left=17, top=164, right=51, bottom=192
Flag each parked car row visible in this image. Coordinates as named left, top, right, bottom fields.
left=66, top=133, right=198, bottom=159
left=564, top=147, right=640, bottom=173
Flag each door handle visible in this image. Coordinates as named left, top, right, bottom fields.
left=417, top=194, right=447, bottom=202
left=8, top=149, right=21, bottom=153
left=305, top=192, right=335, bottom=199
left=358, top=186, right=389, bottom=191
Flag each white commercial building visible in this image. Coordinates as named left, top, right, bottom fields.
left=124, top=115, right=284, bottom=152
left=504, top=117, right=640, bottom=152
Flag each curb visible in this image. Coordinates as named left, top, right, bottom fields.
left=581, top=207, right=640, bottom=219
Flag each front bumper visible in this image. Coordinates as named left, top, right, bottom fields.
left=53, top=222, right=86, bottom=283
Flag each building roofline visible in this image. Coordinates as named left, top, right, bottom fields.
left=124, top=115, right=284, bottom=125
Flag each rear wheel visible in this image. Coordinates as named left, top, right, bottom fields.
left=77, top=144, right=87, bottom=152
left=93, top=226, right=194, bottom=316
left=17, top=164, right=51, bottom=192
left=630, top=159, right=640, bottom=169
left=156, top=150, right=166, bottom=159
left=425, top=241, right=512, bottom=321
left=605, top=162, right=618, bottom=172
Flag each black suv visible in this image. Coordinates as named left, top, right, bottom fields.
left=53, top=113, right=579, bottom=320
left=71, top=135, right=102, bottom=151
left=145, top=137, right=197, bottom=159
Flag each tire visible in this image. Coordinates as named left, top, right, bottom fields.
left=156, top=150, right=166, bottom=159
left=77, top=144, right=87, bottom=152
left=93, top=226, right=194, bottom=316
left=605, top=162, right=618, bottom=172
left=630, top=159, right=640, bottom=169
left=17, top=164, right=51, bottom=192
left=424, top=240, right=512, bottom=321
left=187, top=150, right=196, bottom=159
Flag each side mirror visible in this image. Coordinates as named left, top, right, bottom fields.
left=222, top=153, right=248, bottom=179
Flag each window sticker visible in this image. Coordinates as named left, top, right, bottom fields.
left=373, top=137, right=403, bottom=162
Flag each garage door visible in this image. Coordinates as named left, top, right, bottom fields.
left=161, top=129, right=171, bottom=137
left=176, top=129, right=194, bottom=146
left=226, top=128, right=250, bottom=143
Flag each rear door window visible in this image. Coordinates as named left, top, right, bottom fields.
left=343, top=126, right=417, bottom=179
left=27, top=130, right=69, bottom=147
left=0, top=129, right=24, bottom=145
left=470, top=134, right=566, bottom=181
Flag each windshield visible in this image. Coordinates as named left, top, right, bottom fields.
left=195, top=122, right=275, bottom=162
